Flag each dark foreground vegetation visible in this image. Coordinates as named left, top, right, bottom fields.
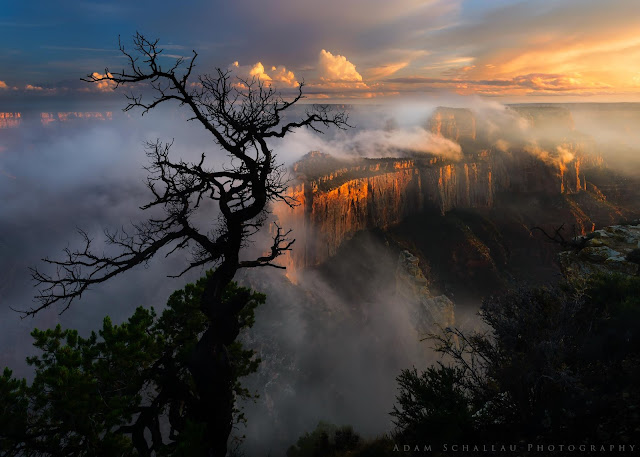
left=287, top=273, right=640, bottom=457
left=1, top=274, right=264, bottom=456
left=3, top=272, right=638, bottom=456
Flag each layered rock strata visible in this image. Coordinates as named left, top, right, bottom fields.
left=274, top=149, right=586, bottom=273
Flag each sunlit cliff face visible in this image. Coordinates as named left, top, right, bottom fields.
left=0, top=112, right=113, bottom=128
left=0, top=113, right=21, bottom=129
left=271, top=103, right=640, bottom=278
left=274, top=155, right=496, bottom=276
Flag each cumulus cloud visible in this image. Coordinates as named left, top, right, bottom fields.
left=230, top=61, right=298, bottom=88
left=25, top=84, right=44, bottom=91
left=248, top=62, right=271, bottom=81
left=269, top=65, right=298, bottom=86
left=306, top=49, right=372, bottom=97
left=0, top=81, right=7, bottom=90
left=90, top=72, right=117, bottom=92
left=318, top=49, right=363, bottom=82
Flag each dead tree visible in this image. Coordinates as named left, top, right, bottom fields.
left=27, top=33, right=349, bottom=456
left=530, top=223, right=588, bottom=250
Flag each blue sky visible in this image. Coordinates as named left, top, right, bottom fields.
left=2, top=0, right=640, bottom=101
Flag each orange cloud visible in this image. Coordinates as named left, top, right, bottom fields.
left=386, top=70, right=613, bottom=97
left=25, top=84, right=44, bottom=91
left=0, top=81, right=7, bottom=90
left=439, top=5, right=640, bottom=98
left=90, top=72, right=117, bottom=92
left=249, top=62, right=272, bottom=81
left=319, top=49, right=363, bottom=82
left=305, top=91, right=399, bottom=99
left=366, top=61, right=409, bottom=80
left=270, top=65, right=298, bottom=87
left=230, top=61, right=298, bottom=88
left=511, top=73, right=611, bottom=92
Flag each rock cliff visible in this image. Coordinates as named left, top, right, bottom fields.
left=428, top=107, right=476, bottom=142
left=396, top=250, right=455, bottom=334
left=274, top=148, right=586, bottom=273
left=559, top=223, right=640, bottom=277
left=272, top=105, right=636, bottom=279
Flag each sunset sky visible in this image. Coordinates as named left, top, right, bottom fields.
left=2, top=0, right=640, bottom=102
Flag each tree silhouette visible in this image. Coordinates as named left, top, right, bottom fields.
left=392, top=275, right=640, bottom=449
left=2, top=274, right=265, bottom=456
left=27, top=33, right=349, bottom=456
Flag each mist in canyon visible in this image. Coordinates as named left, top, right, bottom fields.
left=1, top=99, right=640, bottom=455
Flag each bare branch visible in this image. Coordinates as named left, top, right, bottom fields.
left=531, top=224, right=587, bottom=250
left=239, top=223, right=294, bottom=269
left=31, top=31, right=350, bottom=320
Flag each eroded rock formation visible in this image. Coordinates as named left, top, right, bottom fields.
left=559, top=223, right=640, bottom=277
left=428, top=107, right=476, bottom=142
left=275, top=149, right=586, bottom=273
left=272, top=105, right=634, bottom=283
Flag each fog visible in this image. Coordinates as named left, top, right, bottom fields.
left=0, top=107, right=219, bottom=375
left=2, top=99, right=640, bottom=454
left=235, top=234, right=439, bottom=455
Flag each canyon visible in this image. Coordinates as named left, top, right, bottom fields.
left=237, top=105, right=640, bottom=452
left=273, top=106, right=630, bottom=280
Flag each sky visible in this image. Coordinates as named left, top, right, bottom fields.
left=2, top=0, right=640, bottom=102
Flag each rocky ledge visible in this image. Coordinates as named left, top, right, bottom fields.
left=396, top=250, right=455, bottom=334
left=559, top=223, right=640, bottom=277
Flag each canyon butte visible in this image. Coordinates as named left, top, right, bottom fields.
left=273, top=104, right=640, bottom=301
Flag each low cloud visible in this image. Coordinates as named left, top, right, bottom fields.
left=525, top=144, right=576, bottom=173
left=0, top=81, right=8, bottom=90
left=336, top=127, right=462, bottom=159
left=273, top=123, right=462, bottom=165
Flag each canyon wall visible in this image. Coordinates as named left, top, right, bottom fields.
left=274, top=161, right=424, bottom=271
left=428, top=107, right=477, bottom=142
left=275, top=152, right=590, bottom=274
left=274, top=108, right=595, bottom=274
